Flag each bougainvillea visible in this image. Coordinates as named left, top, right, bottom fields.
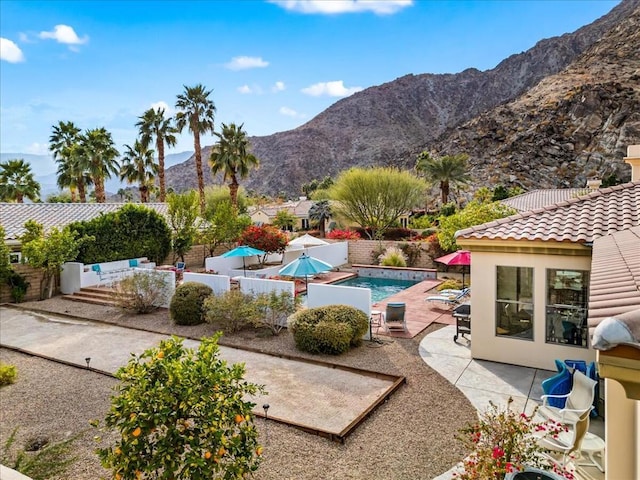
left=238, top=225, right=288, bottom=264
left=326, top=229, right=360, bottom=240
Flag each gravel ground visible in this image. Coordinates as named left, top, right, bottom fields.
left=0, top=298, right=475, bottom=479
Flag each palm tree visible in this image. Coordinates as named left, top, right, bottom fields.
left=81, top=128, right=120, bottom=203
left=136, top=107, right=177, bottom=202
left=0, top=159, right=41, bottom=203
left=415, top=152, right=471, bottom=205
left=50, top=121, right=87, bottom=202
left=308, top=200, right=332, bottom=238
left=175, top=84, right=216, bottom=213
left=120, top=139, right=158, bottom=203
left=209, top=123, right=259, bottom=211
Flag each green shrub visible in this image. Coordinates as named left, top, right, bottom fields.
left=253, top=291, right=300, bottom=335
left=0, top=362, right=17, bottom=386
left=169, top=282, right=214, bottom=326
left=69, top=204, right=171, bottom=264
left=289, top=305, right=369, bottom=355
left=437, top=279, right=463, bottom=291
left=6, top=271, right=29, bottom=303
left=378, top=246, right=407, bottom=267
left=116, top=271, right=171, bottom=314
left=203, top=290, right=261, bottom=333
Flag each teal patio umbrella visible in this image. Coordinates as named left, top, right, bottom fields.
left=222, top=245, right=266, bottom=276
left=279, top=253, right=333, bottom=289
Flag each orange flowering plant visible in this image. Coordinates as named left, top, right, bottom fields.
left=454, top=397, right=575, bottom=479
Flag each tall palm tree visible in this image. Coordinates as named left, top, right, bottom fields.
left=136, top=107, right=177, bottom=202
left=0, top=159, right=41, bottom=203
left=50, top=121, right=86, bottom=202
left=81, top=127, right=120, bottom=203
left=308, top=200, right=332, bottom=238
left=175, top=84, right=216, bottom=213
left=209, top=123, right=259, bottom=211
left=415, top=152, right=471, bottom=205
left=120, top=139, right=158, bottom=203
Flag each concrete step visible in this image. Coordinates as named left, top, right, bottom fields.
left=72, top=290, right=118, bottom=300
left=81, top=286, right=118, bottom=295
left=64, top=294, right=120, bottom=307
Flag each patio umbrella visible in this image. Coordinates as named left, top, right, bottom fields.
left=222, top=245, right=266, bottom=276
left=287, top=233, right=329, bottom=252
left=279, top=253, right=333, bottom=289
left=435, top=250, right=471, bottom=286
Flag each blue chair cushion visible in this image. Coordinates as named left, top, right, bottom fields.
left=129, top=259, right=138, bottom=267
left=91, top=264, right=101, bottom=273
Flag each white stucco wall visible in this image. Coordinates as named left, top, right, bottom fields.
left=469, top=250, right=595, bottom=370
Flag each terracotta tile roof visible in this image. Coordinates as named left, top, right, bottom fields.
left=1, top=202, right=169, bottom=241
left=500, top=188, right=594, bottom=212
left=255, top=199, right=313, bottom=218
left=587, top=226, right=640, bottom=329
left=457, top=182, right=640, bottom=244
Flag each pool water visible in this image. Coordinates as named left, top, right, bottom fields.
left=333, top=276, right=419, bottom=303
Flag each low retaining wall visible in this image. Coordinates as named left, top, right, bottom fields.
left=352, top=264, right=437, bottom=282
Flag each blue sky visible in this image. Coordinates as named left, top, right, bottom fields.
left=1, top=0, right=620, bottom=161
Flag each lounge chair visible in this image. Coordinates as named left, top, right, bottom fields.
left=384, top=302, right=407, bottom=332
left=426, top=287, right=470, bottom=308
left=538, top=370, right=597, bottom=429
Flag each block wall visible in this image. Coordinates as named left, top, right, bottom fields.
left=347, top=240, right=437, bottom=269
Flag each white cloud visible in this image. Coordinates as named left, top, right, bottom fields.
left=1, top=38, right=25, bottom=63
left=301, top=80, right=363, bottom=97
left=224, top=56, right=269, bottom=71
left=38, top=25, right=89, bottom=46
left=237, top=85, right=253, bottom=94
left=150, top=101, right=172, bottom=114
left=271, top=0, right=412, bottom=15
left=18, top=32, right=31, bottom=43
left=279, top=107, right=307, bottom=119
left=272, top=81, right=286, bottom=92
left=25, top=142, right=50, bottom=155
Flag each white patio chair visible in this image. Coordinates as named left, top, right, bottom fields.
left=538, top=370, right=597, bottom=429
left=536, top=408, right=591, bottom=471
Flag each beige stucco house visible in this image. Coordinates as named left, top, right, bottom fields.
left=456, top=145, right=640, bottom=480
left=249, top=198, right=317, bottom=231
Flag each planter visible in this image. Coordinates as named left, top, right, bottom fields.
left=505, top=467, right=565, bottom=480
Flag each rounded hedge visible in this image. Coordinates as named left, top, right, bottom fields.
left=289, top=305, right=369, bottom=355
left=169, top=282, right=214, bottom=326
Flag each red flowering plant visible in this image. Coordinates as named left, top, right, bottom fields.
left=238, top=225, right=288, bottom=266
left=453, top=397, right=575, bottom=479
left=326, top=229, right=361, bottom=240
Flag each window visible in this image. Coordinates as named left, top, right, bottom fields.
left=301, top=218, right=309, bottom=230
left=8, top=252, right=21, bottom=264
left=496, top=266, right=534, bottom=340
left=546, top=269, right=589, bottom=348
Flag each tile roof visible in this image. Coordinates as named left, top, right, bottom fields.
left=457, top=182, right=640, bottom=244
left=254, top=199, right=314, bottom=218
left=1, top=203, right=169, bottom=241
left=588, top=226, right=640, bottom=328
left=500, top=188, right=594, bottom=212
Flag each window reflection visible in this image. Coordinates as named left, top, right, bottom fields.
left=546, top=269, right=589, bottom=348
left=496, top=266, right=534, bottom=340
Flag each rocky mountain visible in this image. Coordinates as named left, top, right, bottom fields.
left=165, top=0, right=638, bottom=196
left=429, top=1, right=640, bottom=190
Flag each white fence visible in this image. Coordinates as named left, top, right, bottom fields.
left=182, top=272, right=231, bottom=295
left=307, top=283, right=372, bottom=340
left=132, top=268, right=175, bottom=308
left=239, top=277, right=295, bottom=297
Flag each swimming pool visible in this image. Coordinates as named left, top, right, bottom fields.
left=333, top=276, right=419, bottom=303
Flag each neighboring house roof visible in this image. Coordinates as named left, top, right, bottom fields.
left=1, top=202, right=169, bottom=241
left=588, top=226, right=640, bottom=329
left=457, top=182, right=640, bottom=244
left=252, top=199, right=315, bottom=219
left=500, top=188, right=594, bottom=212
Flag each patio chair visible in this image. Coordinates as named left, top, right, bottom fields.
left=538, top=370, right=597, bottom=429
left=174, top=261, right=186, bottom=274
left=384, top=302, right=407, bottom=332
left=425, top=287, right=470, bottom=308
left=536, top=407, right=591, bottom=471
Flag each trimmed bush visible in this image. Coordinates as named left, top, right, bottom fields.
left=203, top=290, right=261, bottom=333
left=0, top=362, right=17, bottom=386
left=289, top=305, right=369, bottom=355
left=169, top=282, right=213, bottom=326
left=437, top=279, right=463, bottom=292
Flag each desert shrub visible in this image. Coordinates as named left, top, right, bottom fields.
left=326, top=229, right=360, bottom=240
left=0, top=362, right=17, bottom=386
left=378, top=246, right=407, bottom=267
left=353, top=227, right=413, bottom=240
left=289, top=305, right=368, bottom=355
left=398, top=242, right=424, bottom=267
left=93, top=336, right=264, bottom=479
left=253, top=291, right=300, bottom=335
left=169, top=282, right=214, bottom=325
left=204, top=290, right=261, bottom=333
left=115, top=271, right=171, bottom=314
left=408, top=215, right=434, bottom=230
left=437, top=279, right=463, bottom=292
left=6, top=271, right=29, bottom=303
left=0, top=428, right=77, bottom=480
